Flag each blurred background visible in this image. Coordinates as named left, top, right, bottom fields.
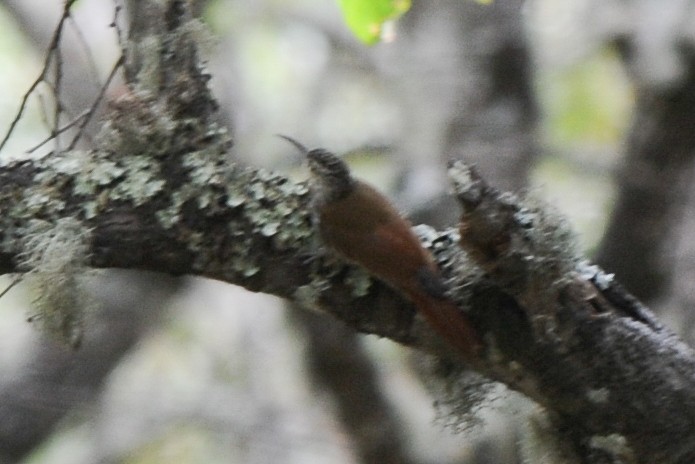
left=1, top=0, right=695, bottom=463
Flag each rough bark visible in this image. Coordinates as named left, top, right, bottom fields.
left=451, top=163, right=695, bottom=463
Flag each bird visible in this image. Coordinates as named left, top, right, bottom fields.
left=279, top=135, right=481, bottom=361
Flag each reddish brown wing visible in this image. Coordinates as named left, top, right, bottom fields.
left=318, top=181, right=434, bottom=293
left=367, top=219, right=435, bottom=290
left=409, top=292, right=482, bottom=361
left=317, top=180, right=481, bottom=361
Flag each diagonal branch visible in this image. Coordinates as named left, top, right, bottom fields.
left=450, top=161, right=695, bottom=463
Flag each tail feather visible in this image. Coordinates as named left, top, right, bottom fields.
left=409, top=290, right=482, bottom=361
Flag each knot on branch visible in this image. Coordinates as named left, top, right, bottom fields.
left=449, top=161, right=579, bottom=298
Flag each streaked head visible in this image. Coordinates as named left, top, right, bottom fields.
left=277, top=135, right=355, bottom=201
left=306, top=149, right=351, bottom=182
left=306, top=149, right=355, bottom=201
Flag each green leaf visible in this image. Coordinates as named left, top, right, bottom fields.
left=337, top=0, right=411, bottom=45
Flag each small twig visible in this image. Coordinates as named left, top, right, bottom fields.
left=68, top=55, right=124, bottom=150
left=0, top=78, right=44, bottom=155
left=37, top=90, right=53, bottom=134
left=111, top=1, right=126, bottom=55
left=52, top=46, right=65, bottom=152
left=110, top=1, right=129, bottom=80
left=0, top=276, right=23, bottom=300
left=27, top=109, right=90, bottom=154
left=0, top=1, right=74, bottom=155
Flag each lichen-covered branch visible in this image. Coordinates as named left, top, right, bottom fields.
left=450, top=162, right=695, bottom=463
left=0, top=0, right=452, bottom=358
left=0, top=130, right=467, bottom=356
left=3, top=102, right=695, bottom=463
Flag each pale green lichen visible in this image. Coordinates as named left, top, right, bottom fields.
left=589, top=434, right=634, bottom=462
left=36, top=151, right=87, bottom=180
left=17, top=217, right=95, bottom=348
left=240, top=263, right=260, bottom=277
left=412, top=224, right=441, bottom=248
left=183, top=151, right=223, bottom=185
left=162, top=188, right=194, bottom=228
left=224, top=168, right=314, bottom=253
left=513, top=190, right=581, bottom=286
left=586, top=387, right=610, bottom=404
left=182, top=18, right=217, bottom=59
left=274, top=218, right=312, bottom=248
left=60, top=156, right=126, bottom=198
left=260, top=222, right=280, bottom=237
left=133, top=36, right=165, bottom=93
left=52, top=154, right=84, bottom=176
left=422, top=356, right=493, bottom=434
left=110, top=156, right=165, bottom=205
left=578, top=262, right=615, bottom=290
left=63, top=154, right=166, bottom=218
left=225, top=190, right=245, bottom=208
left=248, top=182, right=268, bottom=201
left=91, top=160, right=127, bottom=185
left=83, top=202, right=99, bottom=220
left=293, top=284, right=322, bottom=311
left=343, top=266, right=373, bottom=298
left=228, top=248, right=260, bottom=277
left=155, top=200, right=181, bottom=228
left=24, top=193, right=56, bottom=215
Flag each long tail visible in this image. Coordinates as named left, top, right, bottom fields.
left=408, top=290, right=482, bottom=362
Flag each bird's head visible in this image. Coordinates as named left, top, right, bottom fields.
left=277, top=135, right=355, bottom=202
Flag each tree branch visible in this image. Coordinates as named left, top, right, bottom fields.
left=2, top=1, right=695, bottom=463
left=451, top=162, right=695, bottom=463
left=3, top=101, right=695, bottom=462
